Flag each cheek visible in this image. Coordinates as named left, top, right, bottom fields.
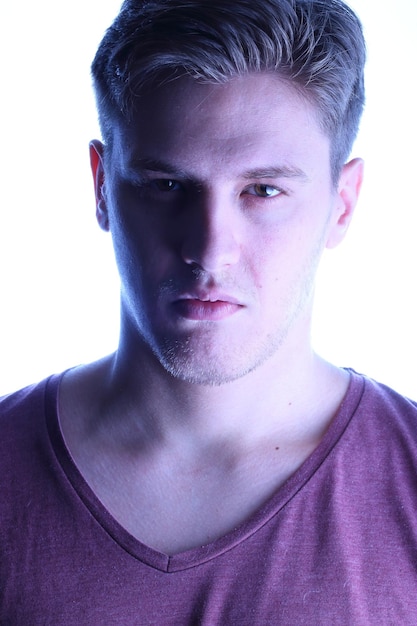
left=247, top=224, right=300, bottom=273
left=244, top=233, right=284, bottom=298
left=110, top=204, right=172, bottom=269
left=245, top=216, right=325, bottom=301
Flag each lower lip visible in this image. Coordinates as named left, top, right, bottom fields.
left=173, top=299, right=242, bottom=321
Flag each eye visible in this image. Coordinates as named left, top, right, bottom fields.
left=245, top=184, right=282, bottom=198
left=151, top=179, right=182, bottom=192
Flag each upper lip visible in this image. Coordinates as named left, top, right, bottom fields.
left=175, top=290, right=243, bottom=305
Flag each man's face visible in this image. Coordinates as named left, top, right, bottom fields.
left=92, top=73, right=358, bottom=385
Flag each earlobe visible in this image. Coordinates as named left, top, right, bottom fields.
left=89, top=139, right=109, bottom=232
left=326, top=157, right=364, bottom=249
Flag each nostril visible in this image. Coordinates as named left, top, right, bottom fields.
left=181, top=235, right=240, bottom=272
left=181, top=224, right=241, bottom=272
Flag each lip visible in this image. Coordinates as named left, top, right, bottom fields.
left=172, top=291, right=244, bottom=321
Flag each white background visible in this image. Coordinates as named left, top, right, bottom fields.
left=0, top=0, right=416, bottom=397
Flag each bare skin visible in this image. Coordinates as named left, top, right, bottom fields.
left=59, top=73, right=363, bottom=555
left=60, top=354, right=349, bottom=554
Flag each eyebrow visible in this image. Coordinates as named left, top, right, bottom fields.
left=129, top=158, right=309, bottom=182
left=129, top=158, right=191, bottom=178
left=241, top=166, right=309, bottom=182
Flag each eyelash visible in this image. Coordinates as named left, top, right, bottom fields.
left=243, top=184, right=282, bottom=198
left=149, top=179, right=182, bottom=192
left=143, top=179, right=284, bottom=199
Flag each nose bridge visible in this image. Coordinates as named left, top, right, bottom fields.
left=181, top=188, right=241, bottom=272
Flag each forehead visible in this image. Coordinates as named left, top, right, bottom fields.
left=110, top=73, right=330, bottom=179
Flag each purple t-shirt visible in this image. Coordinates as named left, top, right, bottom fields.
left=1, top=371, right=417, bottom=624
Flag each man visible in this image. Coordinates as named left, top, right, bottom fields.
left=1, top=0, right=416, bottom=623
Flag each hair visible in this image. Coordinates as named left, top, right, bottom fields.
left=92, top=0, right=366, bottom=182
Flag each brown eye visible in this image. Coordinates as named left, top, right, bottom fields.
left=251, top=184, right=281, bottom=198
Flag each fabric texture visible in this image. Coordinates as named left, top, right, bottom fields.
left=1, top=371, right=417, bottom=625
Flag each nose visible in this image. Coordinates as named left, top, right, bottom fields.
left=180, top=192, right=241, bottom=272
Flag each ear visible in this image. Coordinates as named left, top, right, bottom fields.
left=326, top=157, right=364, bottom=249
left=89, top=139, right=109, bottom=232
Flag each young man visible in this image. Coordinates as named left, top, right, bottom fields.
left=1, top=0, right=417, bottom=623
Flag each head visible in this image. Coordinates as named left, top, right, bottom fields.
left=89, top=0, right=365, bottom=386
left=92, top=0, right=366, bottom=185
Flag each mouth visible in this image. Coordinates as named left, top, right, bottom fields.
left=172, top=292, right=244, bottom=321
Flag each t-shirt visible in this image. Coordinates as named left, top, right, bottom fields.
left=1, top=371, right=417, bottom=625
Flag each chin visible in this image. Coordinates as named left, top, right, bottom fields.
left=166, top=363, right=255, bottom=387
left=154, top=331, right=285, bottom=387
left=163, top=359, right=252, bottom=387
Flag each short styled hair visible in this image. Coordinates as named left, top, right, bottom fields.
left=92, top=0, right=366, bottom=182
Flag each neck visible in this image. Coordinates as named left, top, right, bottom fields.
left=92, top=320, right=347, bottom=450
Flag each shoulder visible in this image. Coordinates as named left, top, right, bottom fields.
left=354, top=371, right=417, bottom=424
left=0, top=374, right=66, bottom=525
left=0, top=378, right=47, bottom=415
left=0, top=374, right=63, bottom=465
left=344, top=370, right=417, bottom=466
left=0, top=376, right=53, bottom=430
